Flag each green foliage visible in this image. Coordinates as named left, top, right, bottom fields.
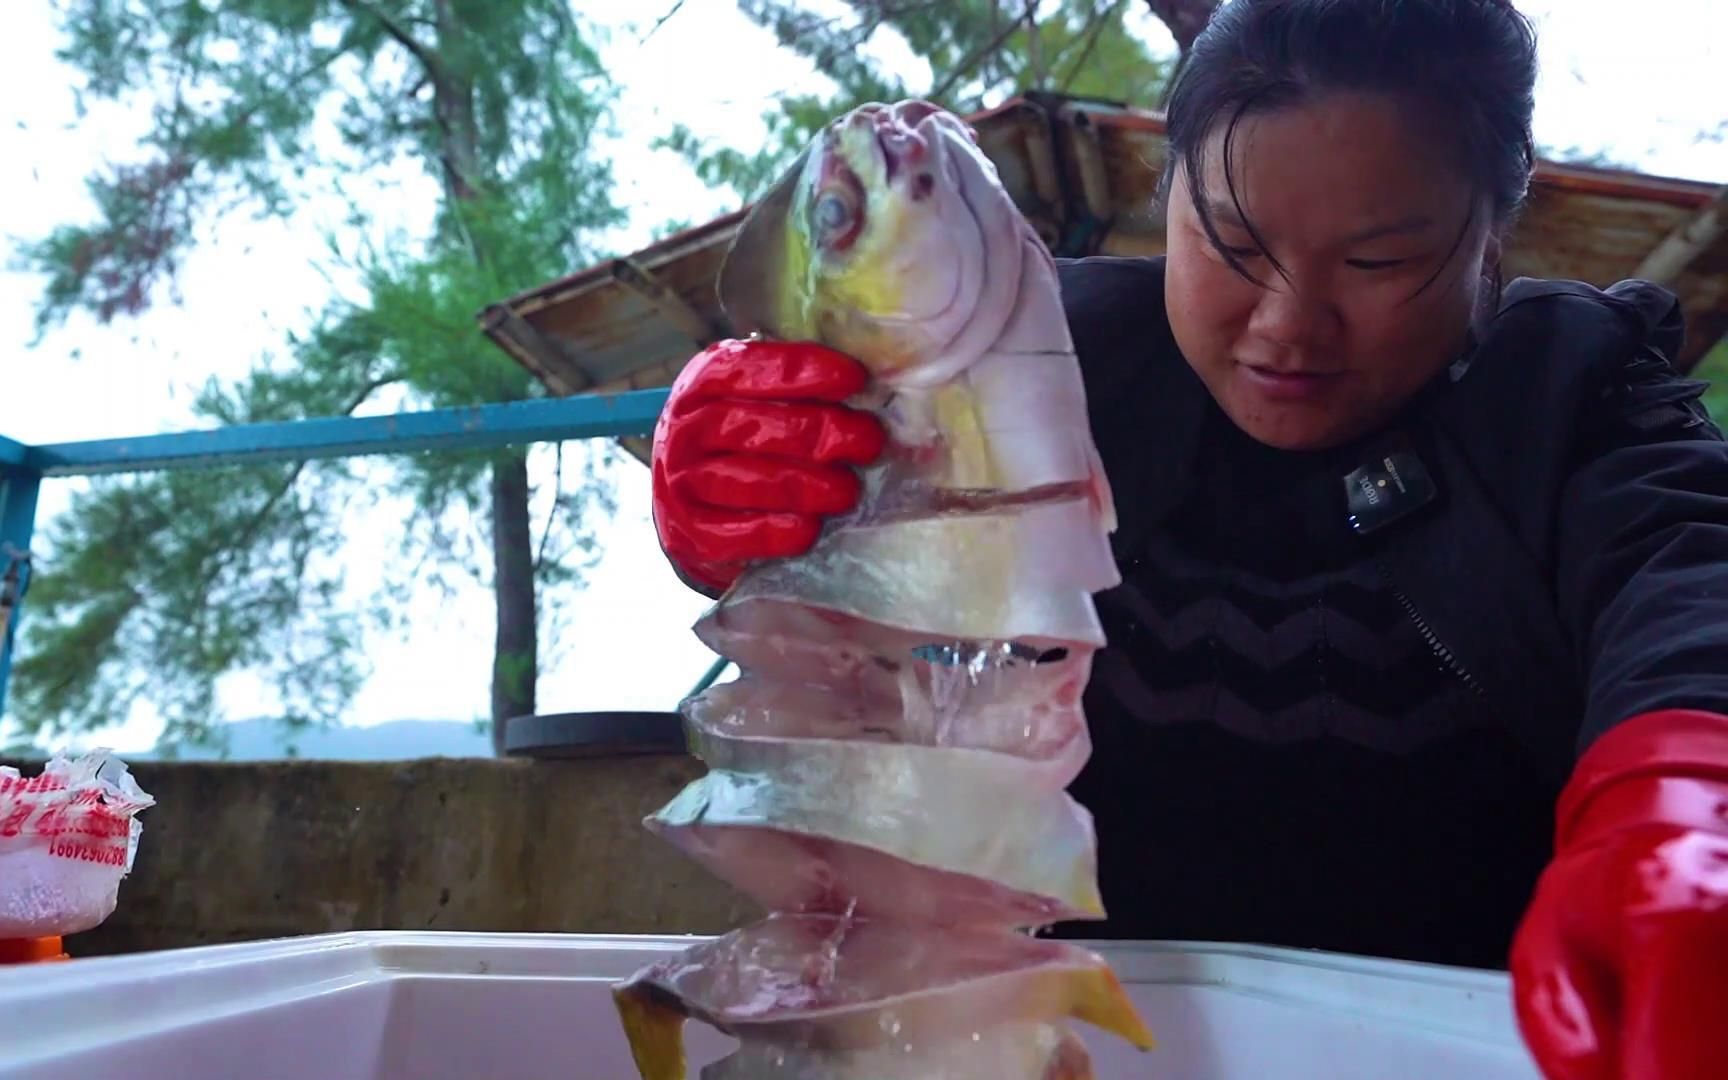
left=663, top=0, right=1173, bottom=202
left=1697, top=338, right=1728, bottom=430
left=12, top=313, right=388, bottom=748
left=13, top=0, right=628, bottom=748
left=25, top=0, right=620, bottom=334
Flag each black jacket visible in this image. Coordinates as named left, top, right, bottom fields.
left=1051, top=255, right=1728, bottom=969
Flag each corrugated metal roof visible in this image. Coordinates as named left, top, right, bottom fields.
left=479, top=93, right=1728, bottom=452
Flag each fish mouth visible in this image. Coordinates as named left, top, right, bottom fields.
left=860, top=102, right=939, bottom=197
left=876, top=128, right=900, bottom=183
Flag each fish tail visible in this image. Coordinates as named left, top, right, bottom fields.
left=612, top=982, right=688, bottom=1080
left=1068, top=965, right=1158, bottom=1051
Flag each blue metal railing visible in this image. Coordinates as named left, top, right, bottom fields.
left=0, top=388, right=672, bottom=719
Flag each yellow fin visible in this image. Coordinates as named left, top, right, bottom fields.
left=717, top=148, right=811, bottom=341
left=1067, top=965, right=1157, bottom=1051
left=1065, top=868, right=1107, bottom=921
left=612, top=983, right=687, bottom=1080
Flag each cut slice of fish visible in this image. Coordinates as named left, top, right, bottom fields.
left=683, top=670, right=1091, bottom=787
left=649, top=718, right=1104, bottom=926
left=693, top=601, right=1095, bottom=765
left=699, top=1020, right=1096, bottom=1079
left=613, top=914, right=1153, bottom=1080
left=718, top=501, right=1114, bottom=648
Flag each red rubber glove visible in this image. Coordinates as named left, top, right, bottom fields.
left=1512, top=709, right=1728, bottom=1080
left=650, top=338, right=886, bottom=596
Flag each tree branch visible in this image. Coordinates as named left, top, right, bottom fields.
left=1144, top=0, right=1219, bottom=109
left=1143, top=0, right=1218, bottom=55
left=1059, top=0, right=1124, bottom=94
left=930, top=9, right=1029, bottom=103
left=186, top=374, right=402, bottom=609
left=222, top=47, right=347, bottom=132
left=336, top=0, right=448, bottom=84
left=641, top=0, right=687, bottom=43
left=428, top=0, right=487, bottom=208
left=809, top=7, right=891, bottom=78
left=742, top=0, right=939, bottom=80
left=1023, top=2, right=1044, bottom=90
left=533, top=441, right=564, bottom=575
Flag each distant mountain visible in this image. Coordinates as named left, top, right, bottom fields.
left=138, top=717, right=494, bottom=762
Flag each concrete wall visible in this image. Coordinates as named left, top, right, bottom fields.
left=0, top=754, right=761, bottom=958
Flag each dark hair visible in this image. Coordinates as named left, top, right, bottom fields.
left=1162, top=0, right=1538, bottom=292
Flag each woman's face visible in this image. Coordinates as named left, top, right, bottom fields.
left=1164, top=92, right=1497, bottom=451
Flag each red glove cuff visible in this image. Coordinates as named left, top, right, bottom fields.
left=1559, top=709, right=1728, bottom=850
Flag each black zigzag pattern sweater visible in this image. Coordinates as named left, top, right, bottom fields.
left=1046, top=252, right=1728, bottom=970
left=1061, top=405, right=1558, bottom=970
left=1105, top=407, right=1482, bottom=752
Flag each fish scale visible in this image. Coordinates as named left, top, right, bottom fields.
left=612, top=99, right=1153, bottom=1079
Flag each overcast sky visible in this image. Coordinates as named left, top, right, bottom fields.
left=1, top=0, right=1724, bottom=754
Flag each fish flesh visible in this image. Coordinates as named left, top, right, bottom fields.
left=615, top=95, right=1145, bottom=1079
left=615, top=98, right=1150, bottom=1078
left=699, top=1024, right=1093, bottom=1080
left=614, top=915, right=1151, bottom=1079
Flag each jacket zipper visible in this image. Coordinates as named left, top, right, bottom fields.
left=1380, top=562, right=1487, bottom=698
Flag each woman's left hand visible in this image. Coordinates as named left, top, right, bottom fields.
left=1511, top=710, right=1728, bottom=1080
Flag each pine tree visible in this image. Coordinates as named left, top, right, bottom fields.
left=14, top=0, right=626, bottom=753
left=660, top=0, right=1209, bottom=202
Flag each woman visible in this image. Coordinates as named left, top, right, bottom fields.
left=648, top=1, right=1728, bottom=1076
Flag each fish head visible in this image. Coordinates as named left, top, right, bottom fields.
left=719, top=99, right=1021, bottom=384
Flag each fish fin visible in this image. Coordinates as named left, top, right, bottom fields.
left=718, top=148, right=811, bottom=340
left=612, top=982, right=689, bottom=1080
left=1088, top=439, right=1118, bottom=534
left=1070, top=868, right=1107, bottom=920
left=1068, top=965, right=1157, bottom=1051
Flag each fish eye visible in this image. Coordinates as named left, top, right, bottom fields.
left=814, top=191, right=854, bottom=234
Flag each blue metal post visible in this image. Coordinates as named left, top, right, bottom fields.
left=24, top=388, right=670, bottom=477
left=0, top=387, right=672, bottom=720
left=0, top=434, right=28, bottom=470
left=686, top=655, right=731, bottom=698
left=0, top=467, right=42, bottom=719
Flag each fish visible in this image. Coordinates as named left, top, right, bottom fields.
left=612, top=915, right=1154, bottom=1080
left=698, top=1024, right=1094, bottom=1080
left=614, top=98, right=1149, bottom=1078
left=708, top=98, right=1119, bottom=649
left=646, top=733, right=1106, bottom=926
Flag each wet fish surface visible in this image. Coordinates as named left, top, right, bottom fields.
left=614, top=98, right=1151, bottom=1079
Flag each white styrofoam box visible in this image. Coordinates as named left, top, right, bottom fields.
left=0, top=930, right=1541, bottom=1079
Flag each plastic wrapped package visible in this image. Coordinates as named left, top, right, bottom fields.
left=0, top=750, right=154, bottom=941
